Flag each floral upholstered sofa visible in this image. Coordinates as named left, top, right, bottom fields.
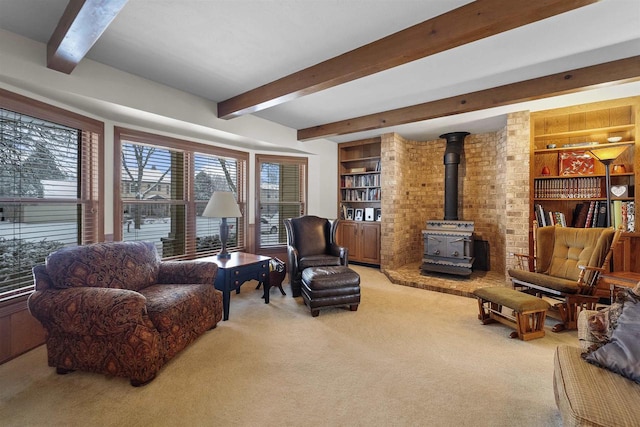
left=28, top=241, right=222, bottom=386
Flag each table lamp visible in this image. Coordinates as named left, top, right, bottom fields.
left=202, top=191, right=242, bottom=258
left=587, top=142, right=633, bottom=227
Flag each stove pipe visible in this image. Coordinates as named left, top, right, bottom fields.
left=440, top=132, right=469, bottom=221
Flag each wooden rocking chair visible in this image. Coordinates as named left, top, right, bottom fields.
left=508, top=222, right=621, bottom=332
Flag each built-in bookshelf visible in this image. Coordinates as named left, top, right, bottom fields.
left=530, top=97, right=639, bottom=232
left=336, top=137, right=381, bottom=265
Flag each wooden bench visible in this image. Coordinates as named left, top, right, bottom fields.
left=473, top=287, right=551, bottom=341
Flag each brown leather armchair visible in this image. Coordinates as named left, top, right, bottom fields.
left=284, top=215, right=348, bottom=297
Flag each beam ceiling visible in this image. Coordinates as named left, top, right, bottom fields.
left=47, top=0, right=128, bottom=74
left=297, top=56, right=640, bottom=141
left=217, top=0, right=598, bottom=119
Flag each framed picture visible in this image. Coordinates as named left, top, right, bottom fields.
left=346, top=208, right=354, bottom=220
left=354, top=208, right=364, bottom=221
left=375, top=208, right=381, bottom=221
left=364, top=207, right=374, bottom=221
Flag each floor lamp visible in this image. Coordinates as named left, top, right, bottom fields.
left=587, top=143, right=633, bottom=227
left=202, top=191, right=242, bottom=258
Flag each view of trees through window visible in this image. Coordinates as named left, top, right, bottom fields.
left=119, top=134, right=245, bottom=258
left=257, top=156, right=307, bottom=248
left=0, top=108, right=80, bottom=300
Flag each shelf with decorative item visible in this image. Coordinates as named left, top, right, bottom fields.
left=533, top=124, right=635, bottom=143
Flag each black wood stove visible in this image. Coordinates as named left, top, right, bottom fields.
left=421, top=132, right=475, bottom=277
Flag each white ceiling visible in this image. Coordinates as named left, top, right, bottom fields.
left=1, top=0, right=639, bottom=143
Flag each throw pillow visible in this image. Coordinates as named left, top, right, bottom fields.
left=585, top=290, right=640, bottom=384
left=580, top=289, right=629, bottom=353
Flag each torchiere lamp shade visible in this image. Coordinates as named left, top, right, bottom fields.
left=587, top=142, right=633, bottom=227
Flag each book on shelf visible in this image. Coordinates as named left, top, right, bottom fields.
left=534, top=204, right=566, bottom=227
left=611, top=200, right=635, bottom=232
left=572, top=203, right=589, bottom=228
left=568, top=200, right=635, bottom=231
left=596, top=202, right=607, bottom=228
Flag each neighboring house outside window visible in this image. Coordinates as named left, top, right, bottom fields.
left=255, top=154, right=307, bottom=250
left=0, top=89, right=103, bottom=302
left=114, top=127, right=247, bottom=259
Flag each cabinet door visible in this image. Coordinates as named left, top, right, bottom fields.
left=337, top=221, right=360, bottom=261
left=359, top=223, right=381, bottom=264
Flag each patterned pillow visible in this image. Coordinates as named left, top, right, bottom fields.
left=580, top=288, right=630, bottom=354
left=585, top=290, right=640, bottom=384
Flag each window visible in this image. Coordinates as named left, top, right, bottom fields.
left=0, top=89, right=103, bottom=302
left=255, top=155, right=307, bottom=250
left=115, top=128, right=247, bottom=259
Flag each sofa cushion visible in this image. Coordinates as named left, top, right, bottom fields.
left=554, top=345, right=640, bottom=427
left=46, top=241, right=159, bottom=291
left=139, top=283, right=221, bottom=361
left=139, top=283, right=219, bottom=333
left=586, top=290, right=640, bottom=384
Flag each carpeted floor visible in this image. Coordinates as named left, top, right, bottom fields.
left=0, top=265, right=577, bottom=426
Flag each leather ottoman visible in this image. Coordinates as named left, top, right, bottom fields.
left=301, top=266, right=360, bottom=317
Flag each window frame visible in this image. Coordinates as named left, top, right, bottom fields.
left=255, top=154, right=308, bottom=253
left=114, top=127, right=248, bottom=259
left=0, top=88, right=104, bottom=303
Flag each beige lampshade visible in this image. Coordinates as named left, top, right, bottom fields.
left=202, top=191, right=242, bottom=218
left=587, top=143, right=633, bottom=162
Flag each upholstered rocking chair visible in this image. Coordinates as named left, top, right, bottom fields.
left=508, top=223, right=621, bottom=332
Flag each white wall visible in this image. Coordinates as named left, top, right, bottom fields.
left=0, top=29, right=338, bottom=236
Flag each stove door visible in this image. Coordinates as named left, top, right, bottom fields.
left=424, top=234, right=446, bottom=257
left=446, top=237, right=467, bottom=259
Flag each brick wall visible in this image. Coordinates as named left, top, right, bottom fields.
left=380, top=112, right=530, bottom=277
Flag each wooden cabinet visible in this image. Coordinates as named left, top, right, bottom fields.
left=337, top=137, right=381, bottom=265
left=530, top=97, right=639, bottom=230
left=337, top=221, right=381, bottom=265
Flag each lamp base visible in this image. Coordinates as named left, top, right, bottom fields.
left=217, top=251, right=231, bottom=259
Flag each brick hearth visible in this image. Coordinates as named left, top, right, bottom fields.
left=379, top=111, right=531, bottom=290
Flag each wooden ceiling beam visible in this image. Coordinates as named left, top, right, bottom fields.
left=47, top=0, right=128, bottom=74
left=217, top=0, right=598, bottom=119
left=297, top=56, right=640, bottom=141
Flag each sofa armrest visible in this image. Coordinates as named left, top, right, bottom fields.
left=157, top=261, right=217, bottom=285
left=28, top=287, right=149, bottom=335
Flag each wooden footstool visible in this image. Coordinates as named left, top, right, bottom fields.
left=301, top=266, right=360, bottom=317
left=473, top=287, right=550, bottom=341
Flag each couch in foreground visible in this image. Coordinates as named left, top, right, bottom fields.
left=28, top=241, right=222, bottom=386
left=553, top=285, right=640, bottom=426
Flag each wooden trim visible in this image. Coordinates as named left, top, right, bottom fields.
left=113, top=127, right=250, bottom=253
left=217, top=0, right=597, bottom=119
left=298, top=56, right=640, bottom=141
left=47, top=0, right=128, bottom=74
left=0, top=88, right=105, bottom=243
left=254, top=154, right=308, bottom=252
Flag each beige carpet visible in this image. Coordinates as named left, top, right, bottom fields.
left=0, top=265, right=577, bottom=426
